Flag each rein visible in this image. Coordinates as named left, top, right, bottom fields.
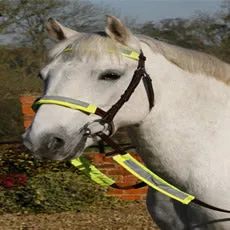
left=32, top=48, right=230, bottom=216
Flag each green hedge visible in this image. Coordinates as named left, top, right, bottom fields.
left=0, top=171, right=117, bottom=214
left=0, top=146, right=76, bottom=176
left=0, top=146, right=119, bottom=214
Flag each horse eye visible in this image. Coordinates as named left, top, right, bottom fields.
left=99, top=72, right=121, bottom=81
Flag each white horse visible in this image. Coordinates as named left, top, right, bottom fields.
left=23, top=15, right=230, bottom=229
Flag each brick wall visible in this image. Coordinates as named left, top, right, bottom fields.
left=19, top=95, right=147, bottom=200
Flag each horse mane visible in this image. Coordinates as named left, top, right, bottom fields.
left=49, top=32, right=230, bottom=85
left=139, top=35, right=230, bottom=85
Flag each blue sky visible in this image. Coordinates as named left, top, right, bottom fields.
left=90, top=0, right=221, bottom=22
left=0, top=0, right=222, bottom=46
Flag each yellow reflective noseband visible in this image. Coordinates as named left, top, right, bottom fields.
left=32, top=96, right=97, bottom=114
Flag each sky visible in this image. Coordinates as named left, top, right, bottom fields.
left=0, top=0, right=222, bottom=46
left=89, top=0, right=221, bottom=22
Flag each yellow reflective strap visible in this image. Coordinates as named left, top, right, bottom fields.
left=71, top=157, right=115, bottom=186
left=113, top=153, right=195, bottom=204
left=64, top=47, right=72, bottom=52
left=120, top=47, right=139, bottom=61
left=33, top=99, right=97, bottom=114
left=63, top=45, right=139, bottom=61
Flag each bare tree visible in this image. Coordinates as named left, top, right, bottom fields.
left=220, top=0, right=230, bottom=15
left=58, top=0, right=112, bottom=32
left=1, top=0, right=64, bottom=50
left=1, top=0, right=117, bottom=50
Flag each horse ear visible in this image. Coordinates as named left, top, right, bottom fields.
left=46, top=18, right=78, bottom=41
left=105, top=15, right=131, bottom=44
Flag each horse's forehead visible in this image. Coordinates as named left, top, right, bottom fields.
left=49, top=33, right=121, bottom=63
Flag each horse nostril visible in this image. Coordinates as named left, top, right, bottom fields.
left=47, top=136, right=65, bottom=150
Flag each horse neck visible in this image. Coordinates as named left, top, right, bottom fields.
left=129, top=41, right=230, bottom=185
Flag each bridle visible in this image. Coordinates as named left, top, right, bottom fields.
left=32, top=47, right=230, bottom=217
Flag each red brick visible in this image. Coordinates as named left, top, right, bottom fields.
left=119, top=195, right=142, bottom=200
left=22, top=104, right=32, bottom=109
left=106, top=169, right=124, bottom=175
left=24, top=115, right=35, bottom=121
left=85, top=153, right=94, bottom=160
left=22, top=106, right=35, bottom=115
left=92, top=154, right=104, bottom=163
left=103, top=156, right=114, bottom=163
left=98, top=169, right=110, bottom=175
left=123, top=188, right=148, bottom=194
left=116, top=167, right=134, bottom=176
left=24, top=120, right=32, bottom=129
left=123, top=175, right=139, bottom=182
left=19, top=96, right=36, bottom=104
left=135, top=156, right=143, bottom=162
left=97, top=164, right=116, bottom=169
left=113, top=176, right=124, bottom=183
left=107, top=189, right=124, bottom=195
left=115, top=181, right=137, bottom=187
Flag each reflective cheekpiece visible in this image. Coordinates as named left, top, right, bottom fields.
left=113, top=153, right=195, bottom=204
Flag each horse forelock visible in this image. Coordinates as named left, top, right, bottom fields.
left=49, top=33, right=122, bottom=62
left=139, top=35, right=230, bottom=85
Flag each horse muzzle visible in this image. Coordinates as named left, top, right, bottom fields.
left=22, top=127, right=88, bottom=160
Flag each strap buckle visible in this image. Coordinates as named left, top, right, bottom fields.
left=84, top=119, right=113, bottom=137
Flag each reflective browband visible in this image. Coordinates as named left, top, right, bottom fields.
left=63, top=45, right=140, bottom=61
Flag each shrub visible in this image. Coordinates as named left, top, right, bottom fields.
left=0, top=47, right=43, bottom=140
left=0, top=99, right=24, bottom=140
left=0, top=145, right=78, bottom=177
left=0, top=173, right=27, bottom=188
left=0, top=171, right=116, bottom=214
left=0, top=145, right=119, bottom=214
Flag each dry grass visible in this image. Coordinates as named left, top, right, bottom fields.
left=0, top=201, right=159, bottom=230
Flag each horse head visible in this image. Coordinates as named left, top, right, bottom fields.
left=23, top=16, right=150, bottom=160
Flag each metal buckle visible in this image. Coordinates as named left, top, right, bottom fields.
left=84, top=119, right=113, bottom=137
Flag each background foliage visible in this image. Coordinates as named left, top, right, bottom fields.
left=0, top=145, right=119, bottom=214
left=0, top=171, right=118, bottom=214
